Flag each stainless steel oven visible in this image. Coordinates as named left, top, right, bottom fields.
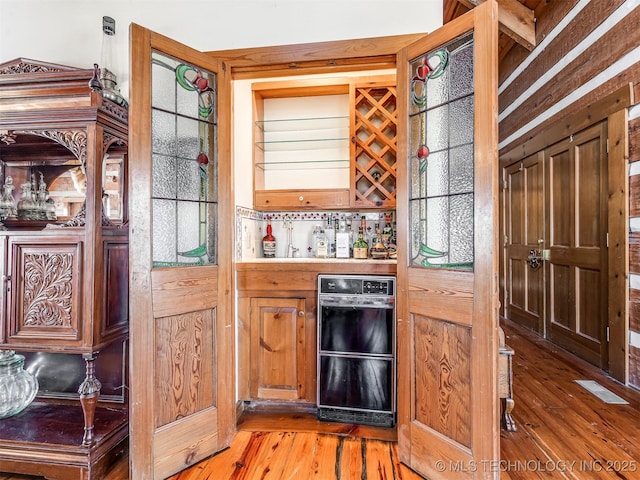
left=317, top=274, right=396, bottom=427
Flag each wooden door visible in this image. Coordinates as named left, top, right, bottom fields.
left=250, top=297, right=306, bottom=400
left=504, top=153, right=545, bottom=334
left=396, top=2, right=500, bottom=479
left=546, top=122, right=608, bottom=368
left=129, top=25, right=234, bottom=479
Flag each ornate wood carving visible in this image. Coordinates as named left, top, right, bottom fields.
left=0, top=131, right=17, bottom=145
left=0, top=61, right=64, bottom=75
left=100, top=102, right=129, bottom=123
left=18, top=129, right=87, bottom=168
left=23, top=252, right=74, bottom=327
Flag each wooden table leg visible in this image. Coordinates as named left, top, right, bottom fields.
left=78, top=352, right=102, bottom=446
left=501, top=396, right=517, bottom=432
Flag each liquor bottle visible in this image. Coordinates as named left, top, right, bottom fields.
left=386, top=220, right=397, bottom=259
left=325, top=215, right=336, bottom=258
left=353, top=227, right=369, bottom=259
left=382, top=213, right=393, bottom=247
left=370, top=228, right=388, bottom=259
left=310, top=224, right=322, bottom=257
left=335, top=219, right=350, bottom=258
left=262, top=217, right=276, bottom=258
left=316, top=229, right=329, bottom=258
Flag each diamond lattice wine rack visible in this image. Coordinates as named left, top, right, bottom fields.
left=351, top=83, right=397, bottom=208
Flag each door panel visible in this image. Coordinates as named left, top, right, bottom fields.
left=546, top=122, right=608, bottom=368
left=129, top=25, right=234, bottom=479
left=250, top=297, right=305, bottom=400
left=396, top=2, right=499, bottom=478
left=504, top=154, right=544, bottom=334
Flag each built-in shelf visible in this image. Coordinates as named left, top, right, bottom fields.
left=256, top=116, right=349, bottom=132
left=256, top=159, right=350, bottom=170
left=256, top=137, right=349, bottom=151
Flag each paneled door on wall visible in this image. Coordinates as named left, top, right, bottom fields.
left=503, top=121, right=609, bottom=370
left=504, top=153, right=545, bottom=334
left=129, top=25, right=235, bottom=479
left=546, top=122, right=608, bottom=369
left=396, top=2, right=500, bottom=478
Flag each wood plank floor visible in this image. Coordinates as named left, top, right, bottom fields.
left=2, top=318, right=640, bottom=479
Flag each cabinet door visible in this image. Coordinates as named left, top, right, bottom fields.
left=250, top=297, right=305, bottom=400
left=5, top=236, right=82, bottom=346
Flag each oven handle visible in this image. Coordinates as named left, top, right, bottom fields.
left=318, top=296, right=395, bottom=308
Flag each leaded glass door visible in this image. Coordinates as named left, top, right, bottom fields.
left=129, top=25, right=234, bottom=479
left=396, top=3, right=500, bottom=479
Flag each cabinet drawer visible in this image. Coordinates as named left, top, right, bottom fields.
left=255, top=188, right=350, bottom=210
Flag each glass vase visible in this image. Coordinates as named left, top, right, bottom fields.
left=0, top=350, right=39, bottom=419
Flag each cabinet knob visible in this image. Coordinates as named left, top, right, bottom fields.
left=298, top=310, right=305, bottom=317
left=298, top=196, right=304, bottom=202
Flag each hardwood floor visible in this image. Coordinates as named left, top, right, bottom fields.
left=2, top=318, right=640, bottom=479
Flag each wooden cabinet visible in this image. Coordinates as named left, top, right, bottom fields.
left=0, top=58, right=128, bottom=479
left=250, top=297, right=306, bottom=400
left=253, top=76, right=396, bottom=210
left=237, top=261, right=396, bottom=407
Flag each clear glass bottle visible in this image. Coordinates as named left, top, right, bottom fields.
left=316, top=229, right=329, bottom=258
left=310, top=224, right=323, bottom=257
left=262, top=217, right=276, bottom=258
left=325, top=216, right=335, bottom=258
left=0, top=350, right=38, bottom=419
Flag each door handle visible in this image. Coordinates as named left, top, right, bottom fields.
left=527, top=249, right=542, bottom=269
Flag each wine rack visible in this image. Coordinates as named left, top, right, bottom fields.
left=351, top=83, right=397, bottom=208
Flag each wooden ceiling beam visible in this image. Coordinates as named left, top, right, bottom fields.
left=453, top=0, right=536, bottom=51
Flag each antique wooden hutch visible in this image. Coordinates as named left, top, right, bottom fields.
left=0, top=58, right=129, bottom=480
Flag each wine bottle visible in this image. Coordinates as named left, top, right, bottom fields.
left=262, top=217, right=276, bottom=258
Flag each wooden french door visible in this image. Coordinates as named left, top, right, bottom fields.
left=396, top=2, right=500, bottom=479
left=128, top=25, right=234, bottom=479
left=546, top=122, right=608, bottom=369
left=504, top=153, right=545, bottom=334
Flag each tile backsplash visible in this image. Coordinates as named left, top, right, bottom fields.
left=236, top=206, right=394, bottom=261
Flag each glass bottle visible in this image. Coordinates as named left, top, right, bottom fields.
left=262, top=217, right=276, bottom=258
left=382, top=213, right=393, bottom=247
left=370, top=228, right=389, bottom=259
left=316, top=229, right=329, bottom=258
left=325, top=215, right=335, bottom=258
left=0, top=350, right=38, bottom=419
left=310, top=224, right=322, bottom=257
left=353, top=227, right=369, bottom=259
left=386, top=219, right=398, bottom=259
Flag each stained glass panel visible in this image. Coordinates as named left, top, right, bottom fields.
left=151, top=51, right=218, bottom=267
left=408, top=32, right=474, bottom=270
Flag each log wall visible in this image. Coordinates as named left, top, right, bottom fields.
left=498, top=0, right=640, bottom=388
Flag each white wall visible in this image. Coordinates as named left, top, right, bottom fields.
left=0, top=0, right=443, bottom=100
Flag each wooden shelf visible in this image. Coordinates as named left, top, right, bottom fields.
left=0, top=401, right=128, bottom=480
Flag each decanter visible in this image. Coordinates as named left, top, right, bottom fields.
left=0, top=350, right=39, bottom=419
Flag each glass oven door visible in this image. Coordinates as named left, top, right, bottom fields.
left=318, top=297, right=394, bottom=356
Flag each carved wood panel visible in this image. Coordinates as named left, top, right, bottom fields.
left=7, top=238, right=82, bottom=344
left=155, top=308, right=215, bottom=428
left=413, top=314, right=471, bottom=448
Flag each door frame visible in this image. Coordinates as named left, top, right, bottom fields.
left=499, top=86, right=632, bottom=382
